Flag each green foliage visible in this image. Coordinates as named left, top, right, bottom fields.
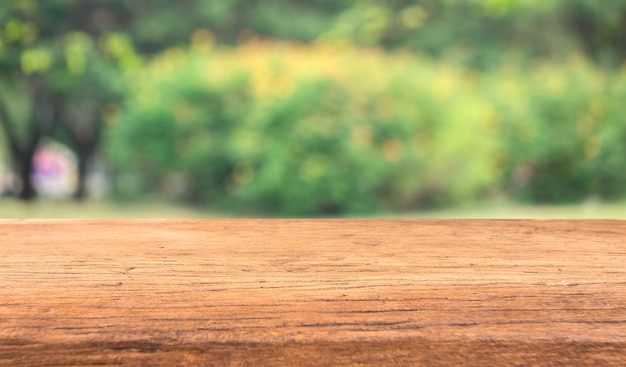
left=108, top=43, right=626, bottom=215
left=486, top=56, right=626, bottom=202
left=321, top=0, right=626, bottom=68
left=3, top=0, right=626, bottom=207
left=0, top=0, right=140, bottom=199
left=108, top=53, right=249, bottom=201
left=107, top=44, right=495, bottom=215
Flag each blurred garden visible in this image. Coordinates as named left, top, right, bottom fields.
left=1, top=0, right=626, bottom=217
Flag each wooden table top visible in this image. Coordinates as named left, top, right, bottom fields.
left=1, top=219, right=625, bottom=366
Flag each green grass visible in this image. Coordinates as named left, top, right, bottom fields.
left=395, top=199, right=626, bottom=219
left=1, top=197, right=625, bottom=219
left=0, top=198, right=213, bottom=219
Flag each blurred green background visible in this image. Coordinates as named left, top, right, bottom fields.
left=1, top=0, right=625, bottom=218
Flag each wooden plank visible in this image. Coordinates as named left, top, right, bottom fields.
left=0, top=219, right=625, bottom=366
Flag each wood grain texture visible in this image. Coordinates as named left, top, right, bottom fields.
left=0, top=219, right=625, bottom=366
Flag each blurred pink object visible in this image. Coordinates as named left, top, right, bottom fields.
left=32, top=139, right=77, bottom=199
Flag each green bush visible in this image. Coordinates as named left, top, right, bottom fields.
left=487, top=56, right=626, bottom=202
left=107, top=43, right=626, bottom=215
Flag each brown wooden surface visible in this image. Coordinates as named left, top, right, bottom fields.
left=1, top=219, right=625, bottom=366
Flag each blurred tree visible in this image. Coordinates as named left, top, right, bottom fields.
left=133, top=0, right=350, bottom=48
left=321, top=0, right=626, bottom=68
left=562, top=0, right=626, bottom=65
left=0, top=79, right=54, bottom=200
left=0, top=0, right=132, bottom=200
left=0, top=1, right=59, bottom=200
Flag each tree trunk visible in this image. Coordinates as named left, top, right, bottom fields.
left=16, top=148, right=37, bottom=200
left=0, top=94, right=42, bottom=201
left=65, top=119, right=101, bottom=202
left=73, top=144, right=91, bottom=201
